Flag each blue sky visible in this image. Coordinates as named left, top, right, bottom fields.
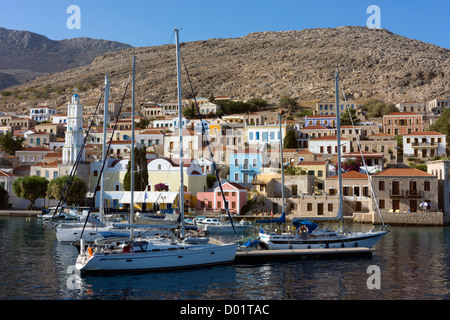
left=1, top=0, right=449, bottom=48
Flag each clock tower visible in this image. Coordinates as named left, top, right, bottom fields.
left=62, top=91, right=85, bottom=165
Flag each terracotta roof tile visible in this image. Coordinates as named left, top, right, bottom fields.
left=403, top=131, right=445, bottom=136
left=298, top=161, right=328, bottom=166
left=310, top=135, right=348, bottom=141
left=328, top=170, right=367, bottom=179
left=373, top=168, right=433, bottom=177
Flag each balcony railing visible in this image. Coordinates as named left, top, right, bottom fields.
left=411, top=142, right=439, bottom=148
left=389, top=190, right=423, bottom=198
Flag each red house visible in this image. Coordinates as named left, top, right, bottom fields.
left=383, top=112, right=423, bottom=135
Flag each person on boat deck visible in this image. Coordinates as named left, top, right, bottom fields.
left=299, top=225, right=309, bottom=240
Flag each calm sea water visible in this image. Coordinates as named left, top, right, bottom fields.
left=0, top=216, right=449, bottom=301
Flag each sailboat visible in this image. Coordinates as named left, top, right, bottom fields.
left=75, top=29, right=237, bottom=272
left=258, top=69, right=388, bottom=250
left=54, top=76, right=139, bottom=243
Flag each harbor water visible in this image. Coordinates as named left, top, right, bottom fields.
left=0, top=216, right=449, bottom=301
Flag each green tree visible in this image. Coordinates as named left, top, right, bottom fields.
left=0, top=132, right=24, bottom=155
left=340, top=108, right=360, bottom=125
left=183, top=103, right=196, bottom=119
left=279, top=96, right=297, bottom=109
left=285, top=166, right=306, bottom=175
left=283, top=127, right=298, bottom=148
left=430, top=109, right=450, bottom=147
left=363, top=98, right=397, bottom=117
left=247, top=98, right=267, bottom=111
left=295, top=109, right=313, bottom=117
left=123, top=147, right=149, bottom=191
left=135, top=118, right=150, bottom=129
left=206, top=174, right=217, bottom=189
left=12, top=176, right=48, bottom=209
left=47, top=175, right=87, bottom=206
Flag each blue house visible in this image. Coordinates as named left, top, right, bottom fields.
left=229, top=148, right=262, bottom=185
left=304, top=115, right=336, bottom=128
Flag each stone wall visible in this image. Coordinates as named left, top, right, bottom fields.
left=354, top=211, right=448, bottom=226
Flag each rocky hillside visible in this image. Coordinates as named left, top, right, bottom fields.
left=0, top=27, right=131, bottom=89
left=1, top=27, right=449, bottom=111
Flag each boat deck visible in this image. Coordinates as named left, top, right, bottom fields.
left=235, top=247, right=373, bottom=262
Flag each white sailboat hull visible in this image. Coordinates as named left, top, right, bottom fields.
left=56, top=226, right=174, bottom=243
left=76, top=242, right=238, bottom=272
left=56, top=226, right=128, bottom=243
left=259, top=230, right=388, bottom=250
left=201, top=224, right=253, bottom=234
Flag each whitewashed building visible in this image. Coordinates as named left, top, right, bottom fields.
left=403, top=131, right=447, bottom=159
left=308, top=135, right=351, bottom=155
left=29, top=106, right=58, bottom=122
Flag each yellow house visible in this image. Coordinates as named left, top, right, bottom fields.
left=296, top=161, right=329, bottom=193
left=209, top=118, right=228, bottom=136
left=253, top=171, right=281, bottom=195
left=147, top=157, right=207, bottom=195
left=89, top=158, right=129, bottom=193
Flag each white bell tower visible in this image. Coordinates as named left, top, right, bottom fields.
left=62, top=90, right=85, bottom=165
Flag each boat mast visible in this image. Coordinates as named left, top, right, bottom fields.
left=130, top=56, right=136, bottom=237
left=99, top=74, right=110, bottom=224
left=175, top=28, right=185, bottom=239
left=278, top=110, right=285, bottom=216
left=335, top=67, right=344, bottom=226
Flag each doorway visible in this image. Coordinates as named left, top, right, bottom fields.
left=317, top=203, right=324, bottom=216
left=410, top=200, right=417, bottom=212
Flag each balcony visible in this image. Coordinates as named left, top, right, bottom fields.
left=411, top=142, right=438, bottom=148
left=251, top=179, right=267, bottom=185
left=389, top=190, right=423, bottom=198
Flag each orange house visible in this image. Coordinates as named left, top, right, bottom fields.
left=383, top=112, right=423, bottom=135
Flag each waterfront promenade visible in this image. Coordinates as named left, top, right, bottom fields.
left=0, top=210, right=41, bottom=217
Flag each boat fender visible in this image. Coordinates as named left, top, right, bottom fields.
left=88, top=247, right=93, bottom=257
left=123, top=245, right=133, bottom=253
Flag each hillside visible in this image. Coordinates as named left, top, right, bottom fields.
left=0, top=27, right=131, bottom=89
left=1, top=26, right=449, bottom=111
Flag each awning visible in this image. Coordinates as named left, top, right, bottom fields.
left=156, top=192, right=178, bottom=203
left=119, top=191, right=178, bottom=204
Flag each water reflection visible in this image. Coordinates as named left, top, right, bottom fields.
left=0, top=217, right=449, bottom=300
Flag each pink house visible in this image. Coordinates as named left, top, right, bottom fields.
left=197, top=182, right=247, bottom=214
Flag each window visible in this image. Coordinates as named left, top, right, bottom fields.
left=363, top=186, right=369, bottom=197
left=234, top=159, right=239, bottom=166
left=379, top=199, right=385, bottom=209
left=343, top=186, right=350, bottom=196
left=307, top=203, right=312, bottom=211
left=328, top=203, right=333, bottom=211
left=424, top=181, right=430, bottom=191
left=93, top=170, right=98, bottom=177
left=379, top=180, right=385, bottom=191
